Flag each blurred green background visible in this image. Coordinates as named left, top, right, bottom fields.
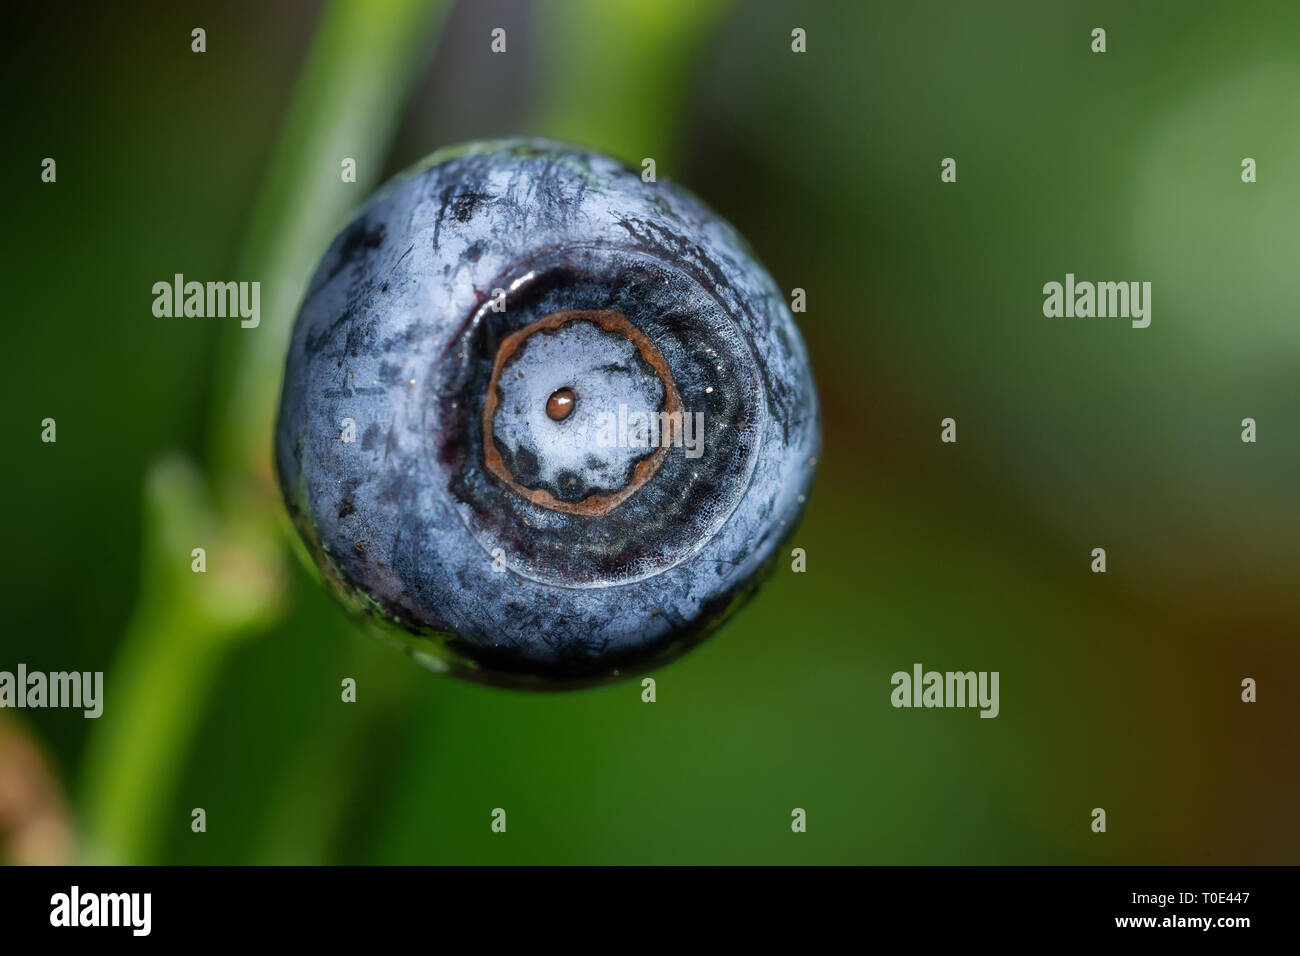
left=3, top=0, right=1297, bottom=864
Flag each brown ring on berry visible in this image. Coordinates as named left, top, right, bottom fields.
left=482, top=309, right=682, bottom=517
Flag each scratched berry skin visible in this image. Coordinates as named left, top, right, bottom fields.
left=275, top=139, right=819, bottom=688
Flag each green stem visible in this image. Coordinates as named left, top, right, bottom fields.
left=81, top=0, right=448, bottom=864
left=212, top=0, right=452, bottom=497
left=80, top=597, right=224, bottom=862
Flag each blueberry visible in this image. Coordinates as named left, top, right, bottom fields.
left=274, top=139, right=820, bottom=688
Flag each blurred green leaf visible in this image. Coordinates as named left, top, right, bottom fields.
left=529, top=0, right=729, bottom=167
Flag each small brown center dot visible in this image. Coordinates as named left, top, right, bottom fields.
left=546, top=387, right=576, bottom=421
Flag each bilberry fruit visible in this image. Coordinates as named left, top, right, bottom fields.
left=275, top=139, right=819, bottom=688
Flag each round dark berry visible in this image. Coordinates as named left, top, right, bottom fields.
left=274, top=139, right=820, bottom=688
